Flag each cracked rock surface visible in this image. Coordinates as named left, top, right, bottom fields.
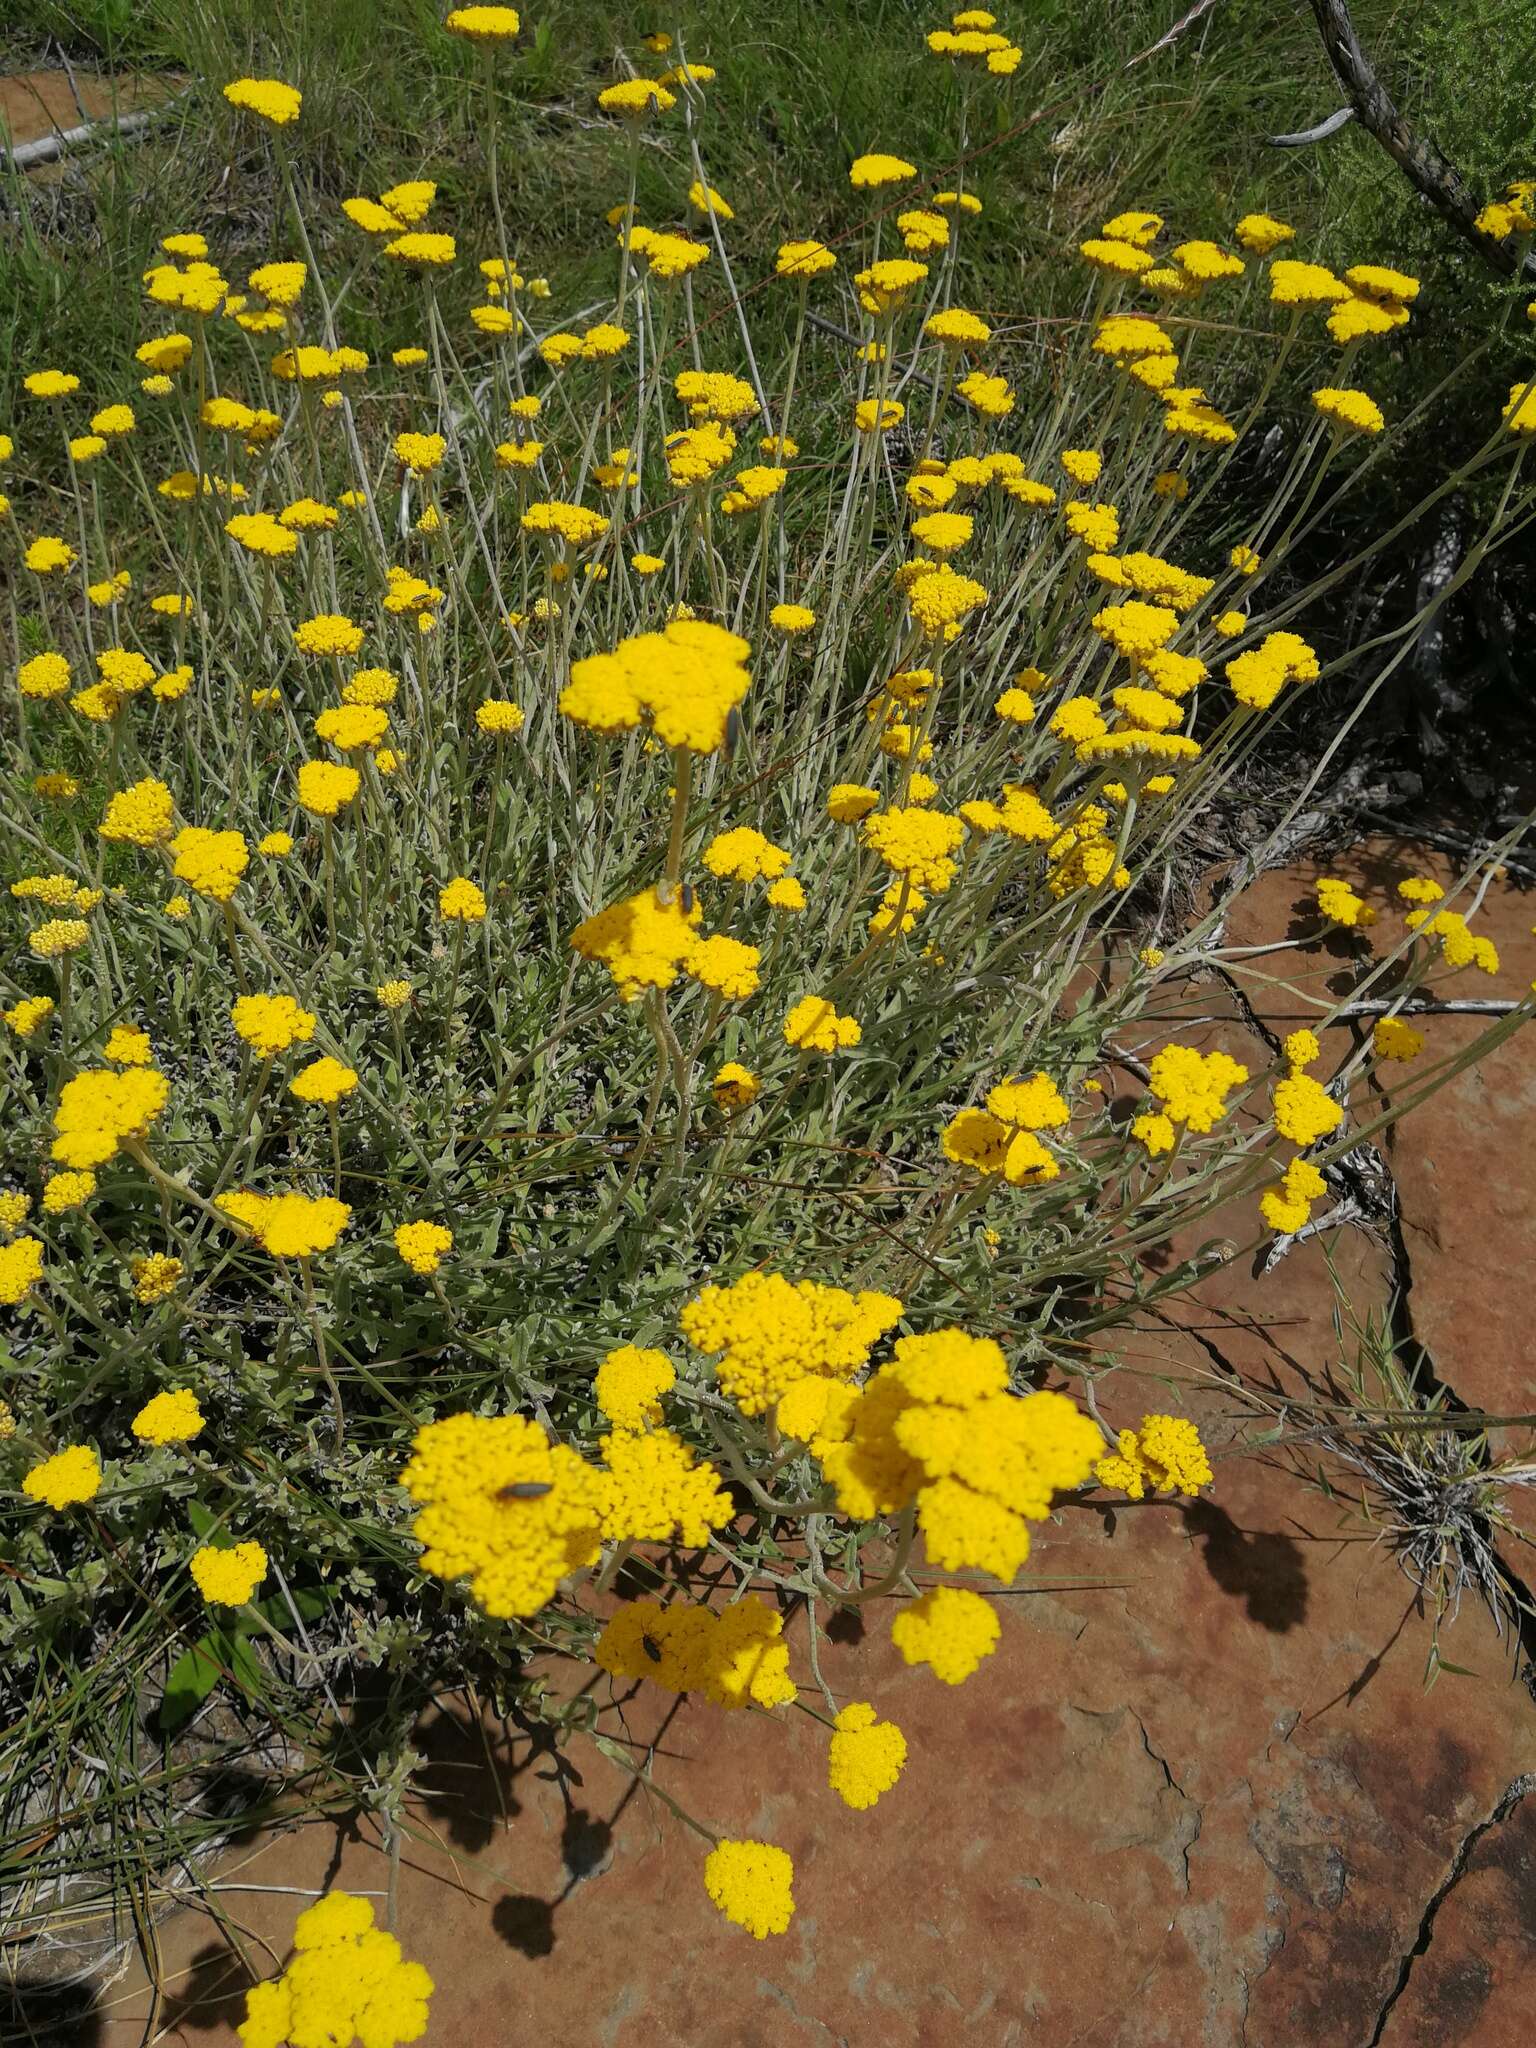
left=98, top=853, right=1536, bottom=2047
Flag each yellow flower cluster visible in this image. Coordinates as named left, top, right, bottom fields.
left=1135, top=1044, right=1248, bottom=1156
left=22, top=1443, right=102, bottom=1509
left=827, top=1702, right=908, bottom=1810
left=1374, top=1016, right=1425, bottom=1062
left=680, top=1270, right=902, bottom=1416
left=399, top=1413, right=605, bottom=1618
left=51, top=1068, right=170, bottom=1169
left=940, top=1067, right=1069, bottom=1189
left=239, top=1891, right=433, bottom=2048
left=595, top=1593, right=797, bottom=1708
left=222, top=77, right=302, bottom=124
left=703, top=1840, right=796, bottom=1940
left=132, top=1252, right=184, bottom=1303
left=1095, top=1414, right=1213, bottom=1499
left=1316, top=876, right=1374, bottom=928
left=595, top=1427, right=733, bottom=1545
left=1259, top=1155, right=1327, bottom=1234
left=218, top=1191, right=351, bottom=1257
left=170, top=827, right=249, bottom=903
left=703, top=826, right=791, bottom=883
left=99, top=778, right=176, bottom=846
left=394, top=1220, right=452, bottom=1275
left=1226, top=630, right=1321, bottom=711
left=1407, top=907, right=1500, bottom=974
left=712, top=1061, right=760, bottom=1109
left=131, top=1388, right=204, bottom=1445
left=861, top=806, right=965, bottom=892
left=570, top=885, right=705, bottom=1001
left=593, top=1344, right=675, bottom=1429
left=190, top=1540, right=268, bottom=1605
left=439, top=876, right=487, bottom=922
left=811, top=1329, right=1102, bottom=1580
left=290, top=1056, right=359, bottom=1107
left=561, top=619, right=751, bottom=752
left=1272, top=1072, right=1343, bottom=1146
left=1312, top=385, right=1386, bottom=435
left=890, top=1584, right=1000, bottom=1684
left=232, top=993, right=317, bottom=1056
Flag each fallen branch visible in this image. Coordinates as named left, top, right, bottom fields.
left=1300, top=0, right=1533, bottom=279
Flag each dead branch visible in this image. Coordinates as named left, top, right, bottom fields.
left=1301, top=0, right=1532, bottom=280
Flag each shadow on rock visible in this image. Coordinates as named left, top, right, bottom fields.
left=492, top=1892, right=556, bottom=1959
left=1184, top=1498, right=1309, bottom=1632
left=0, top=1977, right=103, bottom=2046
left=151, top=1938, right=256, bottom=2035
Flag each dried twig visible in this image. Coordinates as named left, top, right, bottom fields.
left=1125, top=0, right=1223, bottom=68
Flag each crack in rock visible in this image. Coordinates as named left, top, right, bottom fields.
left=756, top=1976, right=850, bottom=2046
left=1135, top=1713, right=1201, bottom=1891
left=1363, top=1771, right=1536, bottom=2046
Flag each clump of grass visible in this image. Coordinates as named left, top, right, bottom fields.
left=1299, top=1303, right=1536, bottom=1665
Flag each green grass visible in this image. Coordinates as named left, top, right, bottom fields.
left=3, top=0, right=1529, bottom=546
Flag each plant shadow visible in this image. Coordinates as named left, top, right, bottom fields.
left=0, top=1977, right=104, bottom=2047
left=1183, top=1498, right=1310, bottom=1632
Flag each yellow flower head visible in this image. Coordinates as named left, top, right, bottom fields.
left=598, top=77, right=676, bottom=116
left=850, top=152, right=916, bottom=188
left=170, top=826, right=249, bottom=903
left=439, top=876, right=487, bottom=922
left=289, top=1056, right=360, bottom=1107
left=561, top=619, right=751, bottom=753
left=400, top=1412, right=605, bottom=1618
left=296, top=759, right=361, bottom=818
left=445, top=5, right=521, bottom=39
left=24, top=1444, right=102, bottom=1510
left=132, top=1388, right=204, bottom=1445
left=1095, top=1414, right=1213, bottom=1499
left=703, top=1841, right=795, bottom=1939
left=222, top=78, right=302, bottom=124
left=777, top=239, right=836, bottom=279
left=395, top=1219, right=453, bottom=1275
left=783, top=994, right=861, bottom=1055
left=571, top=885, right=703, bottom=1000
left=132, top=1252, right=184, bottom=1303
left=51, top=1068, right=170, bottom=1169
left=891, top=1584, right=999, bottom=1683
left=190, top=1540, right=268, bottom=1604
left=828, top=1702, right=907, bottom=1810
left=231, top=993, right=317, bottom=1057
left=712, top=1062, right=760, bottom=1110
left=593, top=1344, right=675, bottom=1429
left=384, top=231, right=457, bottom=267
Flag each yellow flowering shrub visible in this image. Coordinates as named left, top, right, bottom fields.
left=2, top=0, right=1533, bottom=1987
